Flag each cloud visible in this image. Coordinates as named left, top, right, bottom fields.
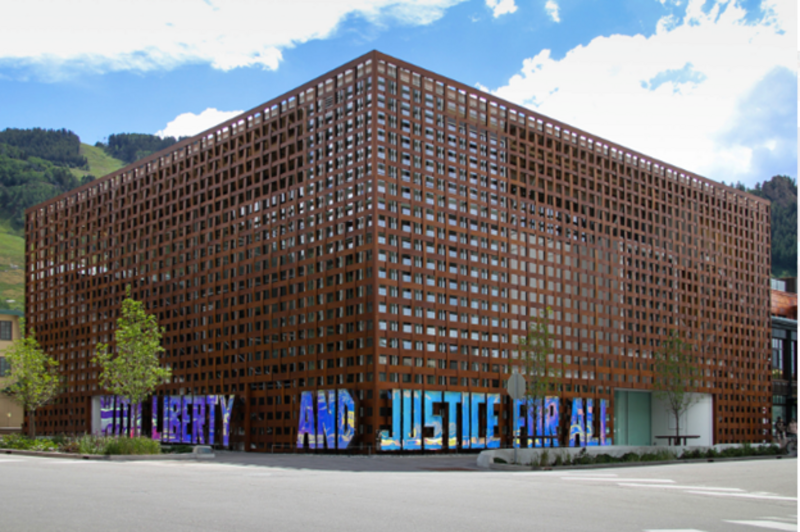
left=156, top=108, right=244, bottom=139
left=491, top=0, right=795, bottom=186
left=485, top=0, right=518, bottom=18
left=544, top=0, right=560, bottom=23
left=0, top=0, right=466, bottom=78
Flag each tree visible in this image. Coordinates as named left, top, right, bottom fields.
left=517, top=306, right=555, bottom=445
left=3, top=321, right=61, bottom=438
left=652, top=330, right=701, bottom=444
left=93, top=286, right=171, bottom=436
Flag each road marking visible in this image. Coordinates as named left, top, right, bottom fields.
left=686, top=491, right=797, bottom=502
left=618, top=483, right=743, bottom=492
left=562, top=477, right=675, bottom=483
left=725, top=520, right=797, bottom=531
left=644, top=529, right=707, bottom=532
left=0, top=458, right=22, bottom=463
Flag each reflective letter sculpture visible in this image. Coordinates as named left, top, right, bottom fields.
left=402, top=390, right=421, bottom=450
left=379, top=389, right=402, bottom=451
left=600, top=399, right=610, bottom=446
left=220, top=395, right=235, bottom=447
left=543, top=397, right=560, bottom=447
left=206, top=395, right=218, bottom=445
left=470, top=393, right=486, bottom=449
left=569, top=398, right=586, bottom=447
left=117, top=397, right=129, bottom=436
left=461, top=392, right=471, bottom=450
left=336, top=389, right=355, bottom=450
left=585, top=399, right=597, bottom=446
left=151, top=396, right=161, bottom=441
left=193, top=399, right=206, bottom=445
left=181, top=396, right=193, bottom=444
left=297, top=391, right=317, bottom=449
left=317, top=390, right=336, bottom=450
left=443, top=392, right=460, bottom=449
left=512, top=398, right=525, bottom=449
left=100, top=396, right=115, bottom=436
left=485, top=394, right=500, bottom=449
left=423, top=391, right=443, bottom=450
left=167, top=396, right=181, bottom=443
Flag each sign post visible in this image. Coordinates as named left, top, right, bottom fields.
left=506, top=372, right=526, bottom=465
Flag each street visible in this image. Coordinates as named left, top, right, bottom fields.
left=0, top=453, right=795, bottom=531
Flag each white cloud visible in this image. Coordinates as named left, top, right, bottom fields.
left=0, top=0, right=466, bottom=77
left=545, top=0, right=561, bottom=23
left=486, top=0, right=518, bottom=17
left=492, top=0, right=796, bottom=186
left=156, top=108, right=244, bottom=139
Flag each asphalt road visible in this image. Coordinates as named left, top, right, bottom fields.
left=0, top=453, right=795, bottom=532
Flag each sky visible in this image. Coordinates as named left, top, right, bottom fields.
left=0, top=0, right=795, bottom=188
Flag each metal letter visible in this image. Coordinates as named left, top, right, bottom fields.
left=336, top=389, right=355, bottom=450
left=297, top=391, right=316, bottom=449
left=442, top=391, right=460, bottom=449
left=206, top=395, right=218, bottom=446
left=181, top=396, right=193, bottom=444
left=423, top=391, right=443, bottom=450
left=402, top=389, right=421, bottom=450
left=317, top=390, right=336, bottom=450
left=470, top=393, right=486, bottom=449
left=486, top=393, right=500, bottom=449
left=193, top=399, right=206, bottom=445
left=569, top=397, right=586, bottom=447
left=379, top=389, right=402, bottom=451
left=220, top=395, right=235, bottom=447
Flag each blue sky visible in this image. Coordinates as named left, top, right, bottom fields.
left=0, top=0, right=794, bottom=187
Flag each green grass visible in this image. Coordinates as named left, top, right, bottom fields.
left=0, top=219, right=25, bottom=312
left=70, top=143, right=125, bottom=181
left=0, top=144, right=123, bottom=314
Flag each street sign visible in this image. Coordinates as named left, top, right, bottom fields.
left=507, top=372, right=526, bottom=401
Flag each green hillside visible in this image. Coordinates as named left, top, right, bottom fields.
left=69, top=143, right=125, bottom=182
left=0, top=133, right=126, bottom=313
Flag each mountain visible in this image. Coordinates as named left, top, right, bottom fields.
left=0, top=128, right=130, bottom=312
left=743, top=175, right=797, bottom=279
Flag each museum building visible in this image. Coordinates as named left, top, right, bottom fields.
left=25, top=51, right=772, bottom=451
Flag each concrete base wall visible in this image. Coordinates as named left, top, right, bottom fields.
left=476, top=443, right=756, bottom=469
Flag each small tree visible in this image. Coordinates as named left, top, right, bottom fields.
left=652, top=330, right=701, bottom=444
left=518, top=306, right=554, bottom=445
left=4, top=321, right=61, bottom=438
left=94, top=286, right=171, bottom=436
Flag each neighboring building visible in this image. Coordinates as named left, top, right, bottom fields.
left=0, top=309, right=24, bottom=433
left=770, top=278, right=797, bottom=429
left=25, top=51, right=771, bottom=450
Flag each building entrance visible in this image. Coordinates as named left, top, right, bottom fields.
left=614, top=390, right=651, bottom=446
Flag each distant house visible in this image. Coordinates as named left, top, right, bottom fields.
left=0, top=309, right=23, bottom=434
left=770, top=278, right=797, bottom=430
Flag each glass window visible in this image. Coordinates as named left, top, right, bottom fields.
left=0, top=321, right=11, bottom=341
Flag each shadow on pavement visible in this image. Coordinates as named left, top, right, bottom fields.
left=206, top=450, right=485, bottom=472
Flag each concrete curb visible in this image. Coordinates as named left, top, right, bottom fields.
left=1, top=448, right=215, bottom=461
left=487, top=454, right=790, bottom=471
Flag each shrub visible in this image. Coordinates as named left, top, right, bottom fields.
left=0, top=434, right=58, bottom=452
left=493, top=457, right=507, bottom=464
left=103, top=436, right=161, bottom=455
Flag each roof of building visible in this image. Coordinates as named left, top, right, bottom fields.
left=771, top=289, right=797, bottom=320
left=0, top=309, right=23, bottom=317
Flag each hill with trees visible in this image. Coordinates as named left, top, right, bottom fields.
left=96, top=133, right=183, bottom=164
left=732, top=175, right=797, bottom=278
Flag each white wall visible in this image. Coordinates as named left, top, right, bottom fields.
left=651, top=392, right=713, bottom=446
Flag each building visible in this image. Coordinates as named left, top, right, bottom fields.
left=0, top=309, right=24, bottom=434
left=25, top=51, right=772, bottom=450
left=770, top=278, right=797, bottom=428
